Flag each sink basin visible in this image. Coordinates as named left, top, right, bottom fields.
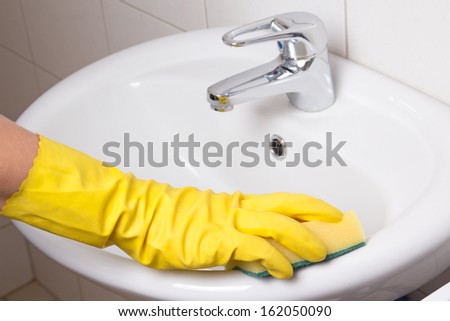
left=13, top=27, right=450, bottom=300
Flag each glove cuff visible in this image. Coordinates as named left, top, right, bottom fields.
left=1, top=135, right=128, bottom=247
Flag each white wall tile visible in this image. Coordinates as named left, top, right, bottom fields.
left=102, top=0, right=181, bottom=53
left=0, top=0, right=32, bottom=59
left=30, top=245, right=82, bottom=300
left=205, top=0, right=346, bottom=56
left=347, top=0, right=450, bottom=105
left=20, top=0, right=110, bottom=78
left=123, top=0, right=207, bottom=30
left=0, top=46, right=40, bottom=120
left=0, top=225, right=33, bottom=297
left=79, top=277, right=126, bottom=301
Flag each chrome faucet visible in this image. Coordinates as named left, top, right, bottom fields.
left=207, top=12, right=335, bottom=112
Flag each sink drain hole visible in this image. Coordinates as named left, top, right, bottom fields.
left=270, top=134, right=287, bottom=159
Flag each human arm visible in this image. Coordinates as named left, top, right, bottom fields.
left=0, top=114, right=343, bottom=278
left=0, top=115, right=39, bottom=209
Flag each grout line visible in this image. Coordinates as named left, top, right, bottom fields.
left=0, top=42, right=61, bottom=81
left=33, top=65, right=61, bottom=82
left=1, top=279, right=35, bottom=300
left=76, top=275, right=85, bottom=301
left=0, top=42, right=32, bottom=66
left=99, top=0, right=113, bottom=54
left=3, top=279, right=58, bottom=301
left=25, top=241, right=38, bottom=281
left=18, top=0, right=41, bottom=93
left=343, top=0, right=349, bottom=58
left=26, top=246, right=61, bottom=300
left=18, top=0, right=35, bottom=63
left=204, top=0, right=210, bottom=28
left=35, top=280, right=59, bottom=301
left=118, top=0, right=186, bottom=32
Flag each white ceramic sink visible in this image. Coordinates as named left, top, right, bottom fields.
left=14, top=27, right=450, bottom=300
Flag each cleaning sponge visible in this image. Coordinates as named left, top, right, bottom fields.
left=234, top=210, right=366, bottom=278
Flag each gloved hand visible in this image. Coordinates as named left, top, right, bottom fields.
left=1, top=135, right=342, bottom=279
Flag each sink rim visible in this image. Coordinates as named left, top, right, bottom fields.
left=13, top=27, right=450, bottom=300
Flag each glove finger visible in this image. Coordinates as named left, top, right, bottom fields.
left=241, top=192, right=342, bottom=222
left=231, top=233, right=294, bottom=279
left=235, top=208, right=327, bottom=263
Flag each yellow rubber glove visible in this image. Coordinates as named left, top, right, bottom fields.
left=1, top=135, right=342, bottom=279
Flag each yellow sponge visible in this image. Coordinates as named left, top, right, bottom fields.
left=234, top=210, right=366, bottom=278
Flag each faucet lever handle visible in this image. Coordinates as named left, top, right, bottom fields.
left=222, top=12, right=328, bottom=60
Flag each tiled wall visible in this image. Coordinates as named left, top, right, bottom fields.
left=0, top=217, right=33, bottom=297
left=2, top=0, right=450, bottom=120
left=1, top=0, right=450, bottom=300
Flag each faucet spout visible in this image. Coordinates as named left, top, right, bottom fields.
left=207, top=50, right=334, bottom=112
left=208, top=58, right=283, bottom=112
left=206, top=12, right=335, bottom=112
